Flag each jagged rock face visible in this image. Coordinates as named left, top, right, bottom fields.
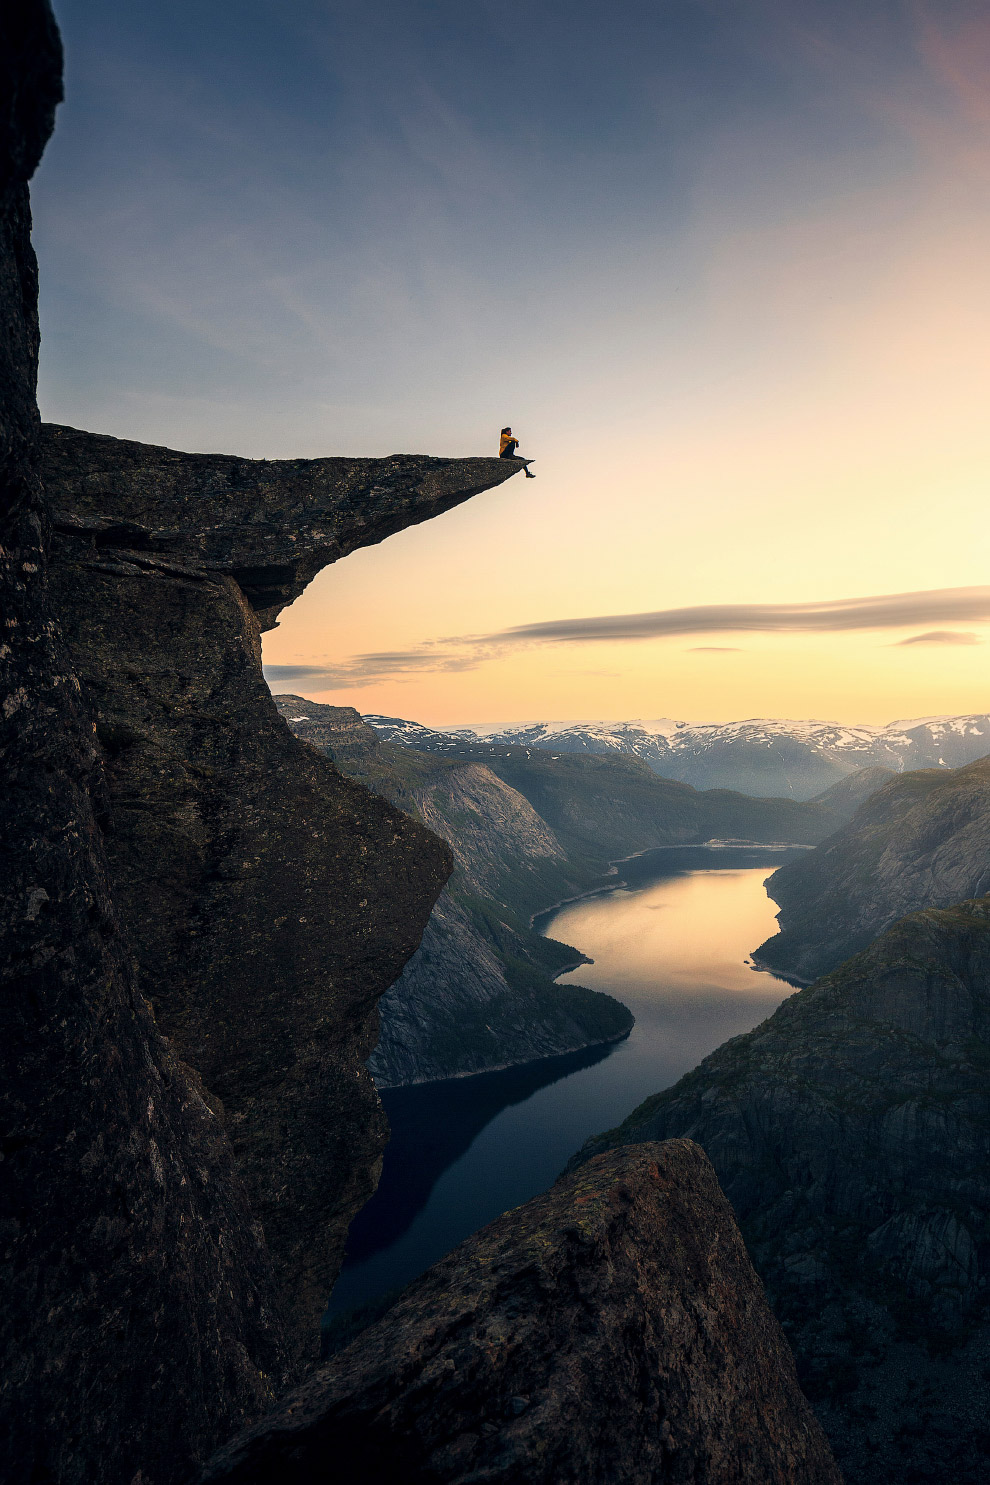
left=37, top=428, right=521, bottom=1364
left=577, top=899, right=990, bottom=1482
left=757, top=756, right=990, bottom=980
left=1, top=12, right=286, bottom=1485
left=277, top=697, right=632, bottom=1086
left=201, top=1142, right=841, bottom=1485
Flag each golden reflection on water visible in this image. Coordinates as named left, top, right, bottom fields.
left=552, top=867, right=783, bottom=1002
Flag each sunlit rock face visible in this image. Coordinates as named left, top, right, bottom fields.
left=38, top=423, right=523, bottom=1362
left=757, top=754, right=990, bottom=981
left=202, top=1141, right=841, bottom=1485
left=577, top=898, right=990, bottom=1484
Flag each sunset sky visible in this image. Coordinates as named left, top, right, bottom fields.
left=34, top=0, right=990, bottom=725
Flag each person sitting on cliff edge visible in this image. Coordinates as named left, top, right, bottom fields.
left=499, top=426, right=536, bottom=477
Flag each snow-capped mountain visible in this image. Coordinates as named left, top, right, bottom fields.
left=363, top=713, right=990, bottom=799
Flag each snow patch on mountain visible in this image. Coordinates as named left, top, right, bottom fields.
left=362, top=712, right=990, bottom=800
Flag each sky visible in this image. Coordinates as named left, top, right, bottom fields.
left=34, top=0, right=990, bottom=726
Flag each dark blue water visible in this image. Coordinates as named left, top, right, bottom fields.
left=328, top=843, right=804, bottom=1319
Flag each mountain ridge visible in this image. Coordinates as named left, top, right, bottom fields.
left=360, top=711, right=990, bottom=800
left=278, top=695, right=843, bottom=1084
left=756, top=753, right=990, bottom=981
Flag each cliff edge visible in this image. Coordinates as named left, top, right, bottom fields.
left=2, top=11, right=286, bottom=1484
left=36, top=425, right=523, bottom=1363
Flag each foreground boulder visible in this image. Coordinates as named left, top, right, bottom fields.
left=577, top=899, right=990, bottom=1482
left=202, top=1141, right=840, bottom=1484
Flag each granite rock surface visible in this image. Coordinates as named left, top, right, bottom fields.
left=202, top=1141, right=841, bottom=1485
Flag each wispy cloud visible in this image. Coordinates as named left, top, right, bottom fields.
left=497, top=587, right=990, bottom=645
left=689, top=645, right=743, bottom=652
left=263, top=642, right=495, bottom=691
left=265, top=586, right=990, bottom=690
left=894, top=629, right=982, bottom=646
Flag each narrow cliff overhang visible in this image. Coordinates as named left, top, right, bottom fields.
left=35, top=420, right=527, bottom=1370
left=41, top=423, right=527, bottom=627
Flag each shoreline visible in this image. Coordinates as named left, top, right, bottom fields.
left=530, top=836, right=813, bottom=936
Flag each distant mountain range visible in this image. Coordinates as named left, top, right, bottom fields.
left=364, top=713, right=990, bottom=799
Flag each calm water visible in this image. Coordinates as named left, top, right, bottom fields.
left=327, top=844, right=803, bottom=1319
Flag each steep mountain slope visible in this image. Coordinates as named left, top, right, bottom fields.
left=204, top=1142, right=841, bottom=1485
left=276, top=698, right=632, bottom=1085
left=757, top=755, right=990, bottom=981
left=575, top=898, right=990, bottom=1484
left=809, top=764, right=896, bottom=820
left=367, top=713, right=990, bottom=798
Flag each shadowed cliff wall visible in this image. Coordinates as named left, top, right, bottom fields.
left=1, top=13, right=286, bottom=1484
left=37, top=424, right=524, bottom=1361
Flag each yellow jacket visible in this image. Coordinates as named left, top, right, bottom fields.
left=499, top=431, right=518, bottom=456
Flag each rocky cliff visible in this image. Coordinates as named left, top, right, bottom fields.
left=576, top=898, right=990, bottom=1482
left=36, top=425, right=522, bottom=1363
left=2, top=12, right=287, bottom=1484
left=757, top=755, right=990, bottom=981
left=202, top=1142, right=841, bottom=1485
left=276, top=697, right=632, bottom=1085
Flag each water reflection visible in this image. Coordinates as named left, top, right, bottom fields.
left=328, top=844, right=802, bottom=1319
left=344, top=1040, right=618, bottom=1264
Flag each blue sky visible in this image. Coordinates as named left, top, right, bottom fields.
left=33, top=1, right=990, bottom=723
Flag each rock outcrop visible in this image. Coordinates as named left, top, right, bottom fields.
left=202, top=1142, right=841, bottom=1485
left=36, top=425, right=522, bottom=1361
left=576, top=898, right=990, bottom=1482
left=276, top=697, right=632, bottom=1085
left=2, top=12, right=286, bottom=1485
left=757, top=755, right=990, bottom=981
